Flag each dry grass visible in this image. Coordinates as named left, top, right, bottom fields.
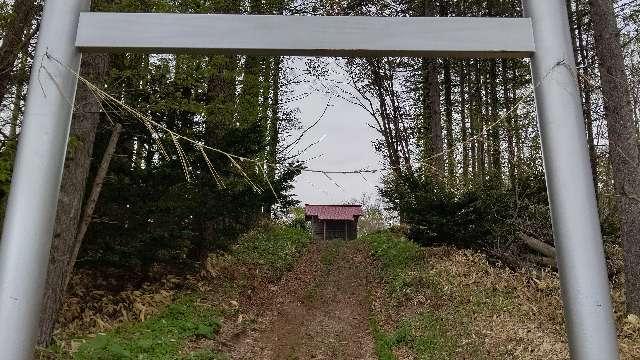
left=365, top=231, right=640, bottom=359
left=46, top=229, right=640, bottom=359
left=422, top=245, right=639, bottom=359
left=44, top=266, right=220, bottom=356
left=41, top=225, right=310, bottom=358
left=425, top=247, right=568, bottom=359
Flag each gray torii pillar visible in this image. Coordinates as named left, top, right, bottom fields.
left=0, top=0, right=89, bottom=357
left=524, top=0, right=619, bottom=359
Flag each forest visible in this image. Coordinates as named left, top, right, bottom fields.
left=1, top=0, right=640, bottom=358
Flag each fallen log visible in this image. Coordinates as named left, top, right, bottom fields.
left=525, top=254, right=558, bottom=270
left=486, top=250, right=524, bottom=271
left=519, top=232, right=556, bottom=259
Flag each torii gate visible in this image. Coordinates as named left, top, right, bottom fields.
left=0, top=1, right=620, bottom=358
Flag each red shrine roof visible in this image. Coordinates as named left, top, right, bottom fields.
left=304, top=204, right=363, bottom=221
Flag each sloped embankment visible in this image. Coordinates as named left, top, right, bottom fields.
left=44, top=227, right=640, bottom=359
left=363, top=230, right=640, bottom=360
left=44, top=225, right=311, bottom=359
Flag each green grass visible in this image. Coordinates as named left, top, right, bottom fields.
left=370, top=313, right=455, bottom=360
left=363, top=231, right=459, bottom=360
left=410, top=313, right=456, bottom=359
left=233, top=225, right=311, bottom=276
left=370, top=318, right=409, bottom=360
left=320, top=240, right=342, bottom=268
left=73, top=296, right=222, bottom=360
left=361, top=230, right=426, bottom=295
left=363, top=231, right=422, bottom=274
left=67, top=224, right=311, bottom=360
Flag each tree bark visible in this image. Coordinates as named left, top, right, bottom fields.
left=443, top=60, right=456, bottom=187
left=488, top=60, right=502, bottom=186
left=573, top=0, right=600, bottom=190
left=477, top=62, right=486, bottom=184
left=460, top=61, right=469, bottom=188
left=519, top=232, right=557, bottom=259
left=420, top=0, right=443, bottom=178
left=37, top=54, right=110, bottom=346
left=9, top=55, right=28, bottom=140
left=525, top=255, right=558, bottom=270
left=266, top=56, right=281, bottom=216
left=589, top=0, right=640, bottom=314
left=512, top=66, right=523, bottom=172
left=502, top=60, right=516, bottom=186
left=369, top=59, right=405, bottom=177
left=0, top=0, right=37, bottom=106
left=75, top=124, right=122, bottom=249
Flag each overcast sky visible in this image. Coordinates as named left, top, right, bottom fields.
left=287, top=58, right=384, bottom=206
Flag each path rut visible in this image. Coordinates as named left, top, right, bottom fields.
left=224, top=241, right=377, bottom=359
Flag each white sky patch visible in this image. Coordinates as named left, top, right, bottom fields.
left=287, top=59, right=384, bottom=205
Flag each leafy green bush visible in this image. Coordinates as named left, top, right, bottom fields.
left=288, top=206, right=309, bottom=231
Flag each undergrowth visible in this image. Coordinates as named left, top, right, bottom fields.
left=362, top=231, right=461, bottom=359
left=47, top=224, right=310, bottom=359
left=233, top=224, right=310, bottom=276
left=73, top=296, right=222, bottom=359
left=363, top=230, right=428, bottom=296
left=370, top=314, right=455, bottom=360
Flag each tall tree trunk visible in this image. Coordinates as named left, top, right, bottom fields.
left=460, top=61, right=469, bottom=188
left=75, top=124, right=122, bottom=248
left=237, top=55, right=262, bottom=125
left=266, top=57, right=281, bottom=216
left=37, top=54, right=110, bottom=346
left=589, top=0, right=640, bottom=315
left=512, top=66, right=523, bottom=172
left=478, top=62, right=486, bottom=184
left=470, top=60, right=480, bottom=180
left=443, top=60, right=455, bottom=186
left=420, top=0, right=443, bottom=178
left=503, top=60, right=516, bottom=186
left=9, top=54, right=28, bottom=140
left=425, top=63, right=443, bottom=174
left=488, top=60, right=502, bottom=186
left=369, top=59, right=403, bottom=177
left=583, top=79, right=599, bottom=188
left=575, top=0, right=600, bottom=190
left=237, top=0, right=264, bottom=128
left=0, top=0, right=37, bottom=105
left=260, top=57, right=273, bottom=133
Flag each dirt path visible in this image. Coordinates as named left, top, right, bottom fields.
left=223, top=241, right=377, bottom=359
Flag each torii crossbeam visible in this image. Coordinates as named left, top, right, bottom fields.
left=0, top=1, right=620, bottom=359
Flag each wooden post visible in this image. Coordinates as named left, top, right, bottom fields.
left=323, top=221, right=326, bottom=241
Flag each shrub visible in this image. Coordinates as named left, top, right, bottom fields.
left=379, top=170, right=562, bottom=255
